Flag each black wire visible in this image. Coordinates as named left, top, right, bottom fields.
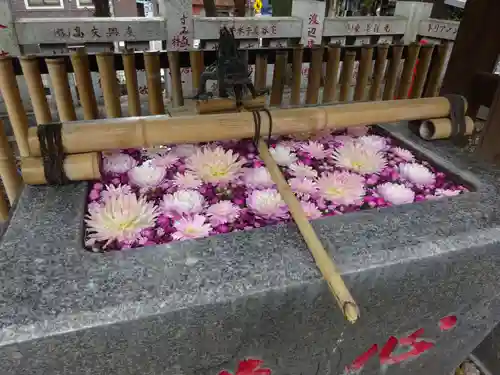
left=252, top=108, right=273, bottom=149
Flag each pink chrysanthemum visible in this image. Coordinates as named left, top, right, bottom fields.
left=172, top=172, right=203, bottom=190
left=247, top=188, right=289, bottom=219
left=128, top=164, right=166, bottom=189
left=151, top=153, right=179, bottom=168
left=289, top=162, right=318, bottom=179
left=206, top=201, right=241, bottom=226
left=300, top=141, right=328, bottom=159
left=85, top=194, right=159, bottom=248
left=186, top=146, right=244, bottom=185
left=289, top=178, right=318, bottom=199
left=392, top=147, right=415, bottom=161
left=171, top=144, right=199, bottom=158
left=101, top=184, right=132, bottom=202
left=399, top=163, right=436, bottom=186
left=300, top=201, right=322, bottom=220
left=161, top=190, right=205, bottom=218
left=316, top=171, right=365, bottom=205
left=332, top=142, right=386, bottom=174
left=172, top=215, right=212, bottom=241
left=347, top=126, right=369, bottom=137
left=242, top=167, right=275, bottom=189
left=103, top=152, right=137, bottom=174
left=377, top=182, right=415, bottom=205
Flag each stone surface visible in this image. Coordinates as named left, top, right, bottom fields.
left=2, top=123, right=500, bottom=374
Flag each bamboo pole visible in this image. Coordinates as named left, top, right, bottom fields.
left=122, top=51, right=141, bottom=117
left=168, top=51, right=184, bottom=108
left=0, top=187, right=9, bottom=222
left=339, top=51, right=356, bottom=102
left=144, top=51, right=165, bottom=114
left=196, top=97, right=266, bottom=114
left=424, top=42, right=451, bottom=98
left=0, top=119, right=23, bottom=203
left=322, top=45, right=341, bottom=104
left=70, top=48, right=98, bottom=120
left=411, top=44, right=435, bottom=99
left=270, top=51, right=287, bottom=106
left=418, top=116, right=474, bottom=140
left=19, top=56, right=52, bottom=125
left=0, top=57, right=30, bottom=157
left=258, top=139, right=359, bottom=323
left=306, top=46, right=324, bottom=105
left=254, top=52, right=268, bottom=91
left=398, top=42, right=421, bottom=99
left=382, top=44, right=404, bottom=101
left=46, top=58, right=77, bottom=122
left=369, top=44, right=389, bottom=101
left=190, top=50, right=204, bottom=94
left=96, top=52, right=121, bottom=118
left=26, top=97, right=458, bottom=157
left=290, top=46, right=304, bottom=106
left=354, top=46, right=374, bottom=101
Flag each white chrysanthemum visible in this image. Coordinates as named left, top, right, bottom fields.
left=357, top=135, right=387, bottom=152
left=85, top=194, right=159, bottom=248
left=128, top=164, right=166, bottom=189
left=289, top=178, right=318, bottom=198
left=103, top=152, right=137, bottom=174
left=429, top=188, right=462, bottom=199
left=399, top=163, right=436, bottom=186
left=270, top=145, right=297, bottom=166
left=161, top=190, right=205, bottom=218
left=332, top=142, right=386, bottom=174
left=172, top=215, right=212, bottom=241
left=171, top=144, right=199, bottom=158
left=242, top=167, right=275, bottom=189
left=289, top=162, right=318, bottom=179
left=247, top=188, right=289, bottom=219
left=316, top=171, right=365, bottom=205
left=172, top=172, right=203, bottom=190
left=142, top=146, right=169, bottom=158
left=186, top=146, right=244, bottom=185
left=300, top=141, right=328, bottom=159
left=101, top=184, right=132, bottom=202
left=206, top=201, right=241, bottom=226
left=392, top=147, right=415, bottom=161
left=151, top=153, right=179, bottom=168
left=377, top=183, right=415, bottom=205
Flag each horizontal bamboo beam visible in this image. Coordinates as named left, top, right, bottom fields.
left=196, top=97, right=266, bottom=114
left=27, top=97, right=459, bottom=157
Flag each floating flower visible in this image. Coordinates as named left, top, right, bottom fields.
left=316, top=171, right=365, bottom=205
left=347, top=126, right=369, bottom=137
left=206, top=201, right=241, bottom=226
left=172, top=214, right=212, bottom=241
left=333, top=135, right=355, bottom=145
left=142, top=146, right=169, bottom=158
left=392, top=147, right=415, bottom=161
left=242, top=167, right=275, bottom=189
left=128, top=164, right=166, bottom=189
left=311, top=130, right=335, bottom=142
left=399, top=163, right=436, bottom=186
left=162, top=190, right=205, bottom=218
left=357, top=135, right=387, bottom=152
left=332, top=142, right=386, bottom=174
left=186, top=146, right=244, bottom=185
left=101, top=184, right=132, bottom=202
left=103, top=152, right=137, bottom=174
left=289, top=162, right=318, bottom=179
left=172, top=172, right=202, bottom=190
left=431, top=188, right=462, bottom=199
left=289, top=178, right=318, bottom=198
left=151, top=153, right=179, bottom=168
left=300, top=201, right=322, bottom=220
left=278, top=140, right=300, bottom=150
left=300, top=141, right=328, bottom=159
left=270, top=145, right=297, bottom=166
left=85, top=194, right=159, bottom=248
left=377, top=182, right=415, bottom=205
left=247, top=188, right=289, bottom=219
left=171, top=144, right=199, bottom=158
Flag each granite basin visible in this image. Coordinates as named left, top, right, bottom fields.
left=1, top=123, right=500, bottom=375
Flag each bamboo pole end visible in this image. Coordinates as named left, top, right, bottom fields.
left=343, top=301, right=360, bottom=324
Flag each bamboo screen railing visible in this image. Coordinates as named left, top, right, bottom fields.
left=0, top=41, right=452, bottom=222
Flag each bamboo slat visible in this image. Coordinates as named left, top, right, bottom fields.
left=26, top=97, right=457, bottom=157
left=168, top=51, right=184, bottom=108
left=19, top=56, right=52, bottom=124
left=398, top=42, right=421, bottom=99
left=270, top=51, right=287, bottom=106
left=290, top=46, right=304, bottom=106
left=190, top=50, right=204, bottom=93
left=258, top=139, right=359, bottom=323
left=411, top=44, right=435, bottom=99
left=96, top=52, right=121, bottom=118
left=254, top=52, right=268, bottom=92
left=322, top=45, right=341, bottom=104
left=354, top=46, right=374, bottom=101
left=369, top=44, right=389, bottom=101
left=122, top=51, right=141, bottom=117
left=0, top=119, right=23, bottom=203
left=0, top=57, right=31, bottom=157
left=144, top=51, right=165, bottom=114
left=339, top=51, right=356, bottom=102
left=46, top=58, right=77, bottom=122
left=383, top=44, right=404, bottom=101
left=70, top=48, right=98, bottom=120
left=306, top=47, right=324, bottom=105
left=424, top=42, right=451, bottom=98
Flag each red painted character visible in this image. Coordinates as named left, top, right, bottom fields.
left=219, top=359, right=271, bottom=375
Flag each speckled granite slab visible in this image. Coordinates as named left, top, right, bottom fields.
left=1, top=123, right=500, bottom=375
